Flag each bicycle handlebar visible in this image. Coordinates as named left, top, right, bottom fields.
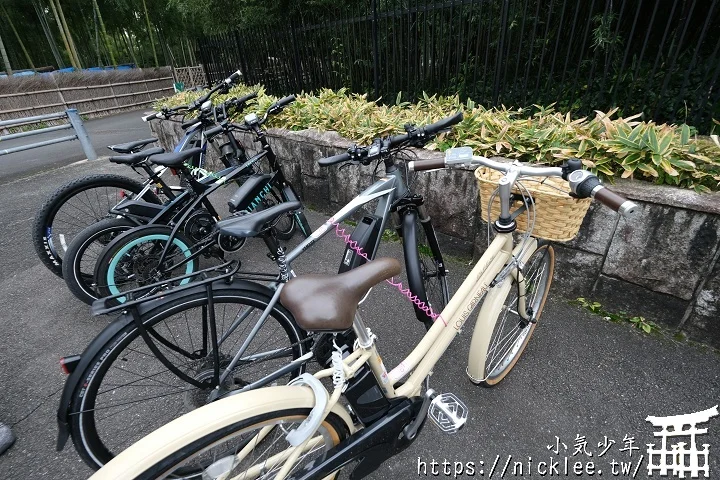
left=409, top=149, right=637, bottom=218
left=318, top=152, right=351, bottom=166
left=318, top=112, right=464, bottom=167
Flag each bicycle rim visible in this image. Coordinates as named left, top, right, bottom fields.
left=33, top=174, right=158, bottom=276
left=71, top=291, right=306, bottom=468
left=109, top=407, right=348, bottom=480
left=482, top=244, right=554, bottom=386
left=65, top=218, right=134, bottom=304
left=97, top=228, right=199, bottom=303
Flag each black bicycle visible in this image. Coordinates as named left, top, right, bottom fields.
left=61, top=93, right=262, bottom=304
left=90, top=95, right=311, bottom=305
left=32, top=70, right=244, bottom=277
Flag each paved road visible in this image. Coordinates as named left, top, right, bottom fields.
left=0, top=123, right=719, bottom=479
left=0, top=109, right=151, bottom=182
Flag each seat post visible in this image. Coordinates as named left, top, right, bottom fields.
left=353, top=312, right=374, bottom=349
left=261, top=233, right=290, bottom=282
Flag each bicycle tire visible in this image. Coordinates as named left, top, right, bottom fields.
left=32, top=174, right=161, bottom=277
left=68, top=289, right=308, bottom=469
left=264, top=185, right=296, bottom=240
left=402, top=209, right=449, bottom=329
left=480, top=244, right=554, bottom=387
left=94, top=225, right=199, bottom=304
left=90, top=398, right=349, bottom=480
left=62, top=217, right=137, bottom=305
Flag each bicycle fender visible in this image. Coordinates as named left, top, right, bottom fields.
left=88, top=386, right=356, bottom=480
left=56, top=278, right=281, bottom=451
left=56, top=315, right=134, bottom=451
left=466, top=238, right=538, bottom=382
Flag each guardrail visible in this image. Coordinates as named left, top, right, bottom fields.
left=0, top=108, right=97, bottom=160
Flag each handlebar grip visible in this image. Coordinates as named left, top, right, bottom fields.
left=423, top=111, right=464, bottom=135
left=569, top=171, right=637, bottom=217
left=141, top=112, right=158, bottom=122
left=318, top=152, right=351, bottom=167
left=181, top=117, right=201, bottom=130
left=226, top=70, right=242, bottom=83
left=407, top=158, right=446, bottom=172
left=276, top=95, right=296, bottom=108
left=593, top=186, right=638, bottom=217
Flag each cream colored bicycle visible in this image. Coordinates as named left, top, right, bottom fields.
left=89, top=147, right=637, bottom=480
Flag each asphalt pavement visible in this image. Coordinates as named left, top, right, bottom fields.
left=0, top=109, right=151, bottom=182
left=0, top=116, right=719, bottom=479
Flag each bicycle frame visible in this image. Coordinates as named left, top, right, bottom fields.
left=350, top=231, right=536, bottom=399
left=92, top=170, right=410, bottom=396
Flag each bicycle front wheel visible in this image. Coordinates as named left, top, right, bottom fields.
left=90, top=389, right=350, bottom=480
left=68, top=289, right=308, bottom=469
left=480, top=244, right=554, bottom=387
left=402, top=208, right=449, bottom=329
left=32, top=174, right=160, bottom=277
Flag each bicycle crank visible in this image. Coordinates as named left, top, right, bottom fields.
left=427, top=393, right=468, bottom=434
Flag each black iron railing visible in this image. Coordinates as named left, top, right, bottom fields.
left=197, top=0, right=720, bottom=132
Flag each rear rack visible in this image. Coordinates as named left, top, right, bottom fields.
left=91, top=261, right=279, bottom=316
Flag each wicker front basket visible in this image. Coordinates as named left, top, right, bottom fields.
left=474, top=167, right=592, bottom=242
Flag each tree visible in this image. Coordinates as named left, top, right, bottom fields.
left=89, top=0, right=115, bottom=66
left=47, top=0, right=78, bottom=68
left=1, top=5, right=35, bottom=70
left=0, top=28, right=12, bottom=75
left=141, top=0, right=158, bottom=67
left=53, top=0, right=82, bottom=68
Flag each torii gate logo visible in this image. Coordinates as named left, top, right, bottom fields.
left=646, top=405, right=719, bottom=478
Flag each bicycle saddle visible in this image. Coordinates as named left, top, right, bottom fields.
left=216, top=201, right=301, bottom=238
left=109, top=147, right=164, bottom=165
left=148, top=148, right=203, bottom=167
left=280, top=258, right=402, bottom=332
left=107, top=137, right=158, bottom=154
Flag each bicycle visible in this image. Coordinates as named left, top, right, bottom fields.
left=32, top=70, right=244, bottom=277
left=87, top=147, right=638, bottom=479
left=61, top=93, right=262, bottom=304
left=55, top=113, right=463, bottom=469
left=90, top=95, right=309, bottom=305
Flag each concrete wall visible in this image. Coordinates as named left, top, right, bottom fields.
left=150, top=120, right=720, bottom=348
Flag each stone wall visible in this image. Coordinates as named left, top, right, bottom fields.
left=150, top=119, right=720, bottom=348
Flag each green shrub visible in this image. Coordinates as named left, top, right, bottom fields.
left=154, top=85, right=720, bottom=192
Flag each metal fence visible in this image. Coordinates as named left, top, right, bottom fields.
left=198, top=0, right=720, bottom=132
left=0, top=109, right=97, bottom=160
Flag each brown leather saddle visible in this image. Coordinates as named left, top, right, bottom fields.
left=280, top=258, right=401, bottom=332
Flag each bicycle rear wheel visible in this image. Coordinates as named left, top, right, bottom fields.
left=480, top=244, right=554, bottom=387
left=32, top=174, right=160, bottom=277
left=402, top=208, right=449, bottom=329
left=62, top=217, right=136, bottom=304
left=94, top=225, right=199, bottom=304
left=68, top=289, right=307, bottom=469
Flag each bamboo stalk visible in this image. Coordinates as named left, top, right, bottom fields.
left=2, top=6, right=36, bottom=71
left=54, top=0, right=82, bottom=69
left=92, top=0, right=116, bottom=66
left=47, top=0, right=76, bottom=69
left=141, top=0, right=159, bottom=67
left=0, top=30, right=12, bottom=76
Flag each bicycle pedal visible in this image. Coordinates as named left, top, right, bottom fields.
left=428, top=393, right=468, bottom=434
